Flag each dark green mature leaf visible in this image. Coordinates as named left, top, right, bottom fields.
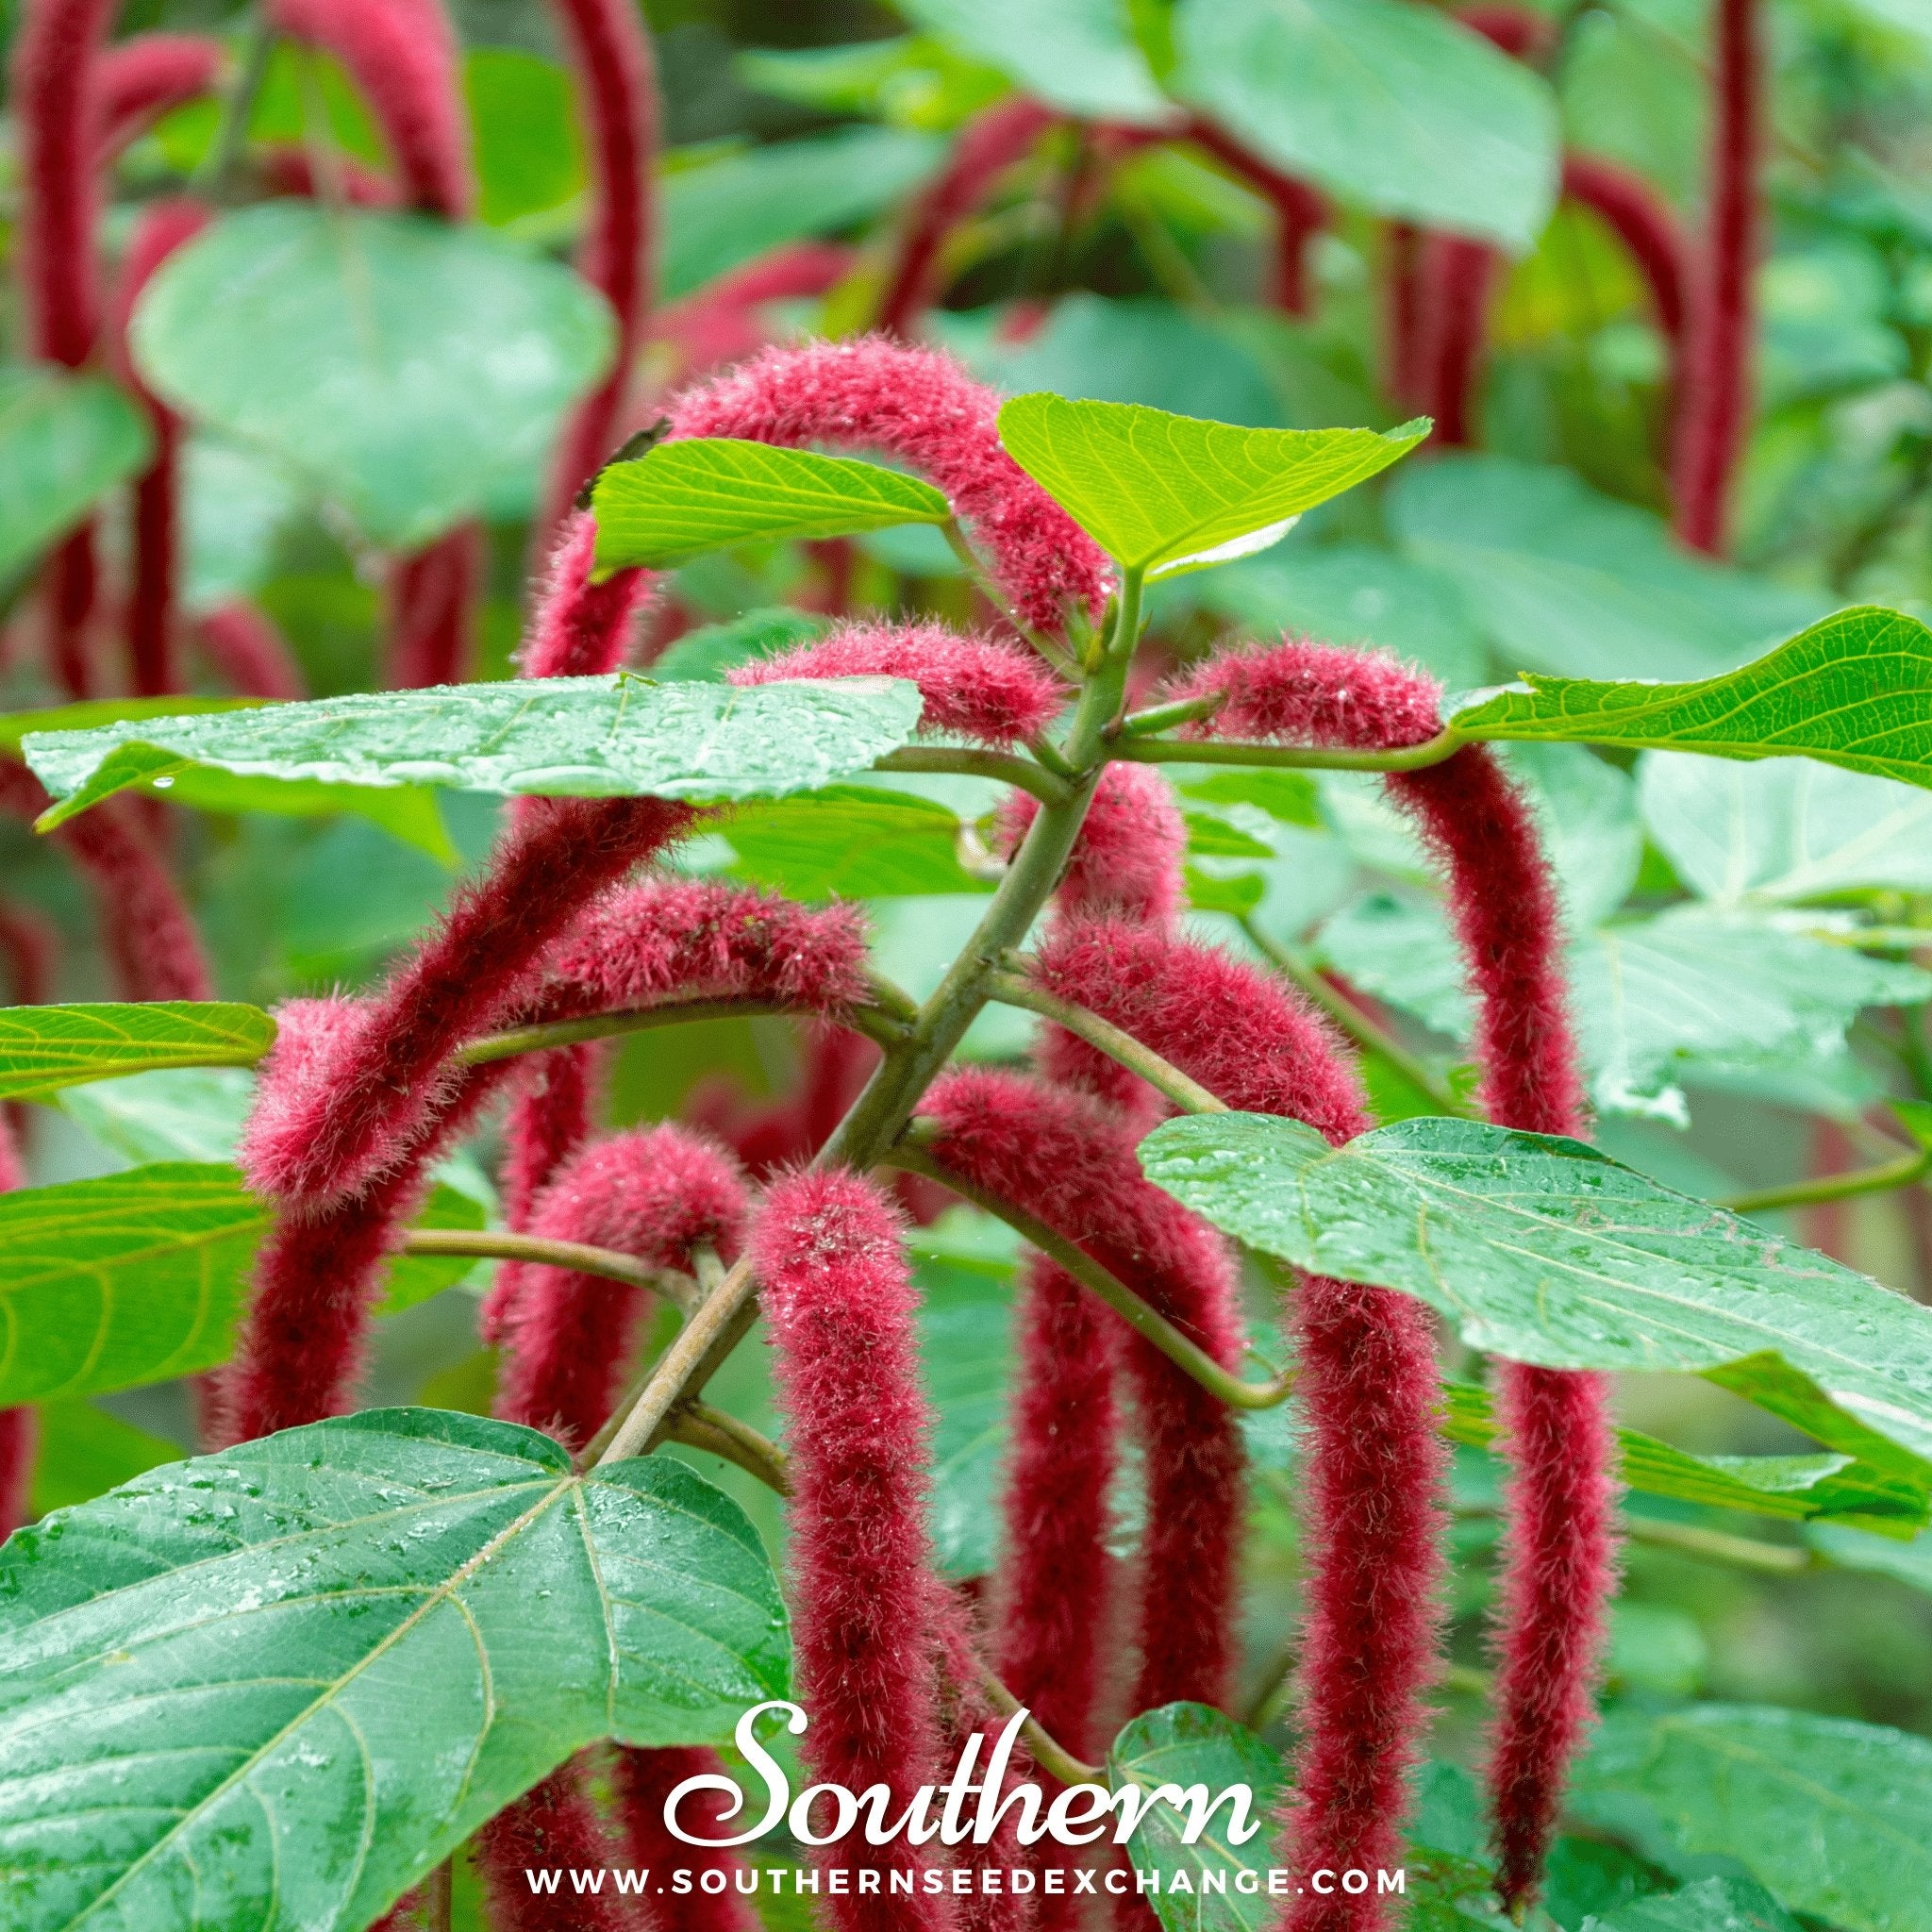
left=24, top=675, right=925, bottom=827
left=0, top=1410, right=790, bottom=1932
left=1580, top=1876, right=1802, bottom=1932
left=591, top=441, right=951, bottom=575
left=998, top=394, right=1426, bottom=577
left=1139, top=1113, right=1932, bottom=1464
left=0, top=696, right=258, bottom=760
left=130, top=204, right=613, bottom=549
left=1452, top=607, right=1932, bottom=790
left=896, top=0, right=1171, bottom=122
left=0, top=367, right=151, bottom=586
left=0, top=1003, right=275, bottom=1102
left=1391, top=456, right=1825, bottom=682
left=722, top=787, right=990, bottom=899
left=1576, top=1706, right=1932, bottom=1932
left=1440, top=1382, right=1925, bottom=1532
left=661, top=127, right=941, bottom=300
left=1173, top=0, right=1559, bottom=251
left=1108, top=1704, right=1286, bottom=1929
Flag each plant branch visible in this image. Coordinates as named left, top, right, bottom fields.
left=397, top=1228, right=698, bottom=1312
left=884, top=1137, right=1295, bottom=1410
left=1116, top=694, right=1224, bottom=738
left=665, top=1402, right=791, bottom=1493
left=200, top=10, right=277, bottom=205
left=1723, top=1144, right=1931, bottom=1216
left=1624, top=1516, right=1811, bottom=1574
left=458, top=996, right=909, bottom=1069
left=987, top=969, right=1230, bottom=1116
left=872, top=745, right=1071, bottom=807
left=1238, top=917, right=1469, bottom=1116
left=974, top=1662, right=1106, bottom=1787
left=1116, top=730, right=1461, bottom=774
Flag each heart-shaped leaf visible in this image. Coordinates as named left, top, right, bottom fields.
left=129, top=204, right=613, bottom=549
left=1450, top=606, right=1932, bottom=791
left=997, top=394, right=1425, bottom=577
left=590, top=440, right=950, bottom=575
left=1139, top=1112, right=1932, bottom=1464
left=23, top=675, right=925, bottom=828
left=0, top=1003, right=275, bottom=1102
left=0, top=367, right=151, bottom=586
left=0, top=1410, right=789, bottom=1932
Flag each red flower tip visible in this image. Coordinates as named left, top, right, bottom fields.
left=1001, top=761, right=1188, bottom=925
left=667, top=335, right=1111, bottom=635
left=475, top=1759, right=637, bottom=1932
left=729, top=621, right=1065, bottom=747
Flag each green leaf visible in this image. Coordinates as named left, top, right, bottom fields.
left=1108, top=1704, right=1286, bottom=1928
left=180, top=434, right=305, bottom=615
left=28, top=1400, right=183, bottom=1519
left=1172, top=0, right=1559, bottom=252
left=129, top=204, right=614, bottom=549
left=997, top=394, right=1426, bottom=576
left=1138, top=1113, right=1932, bottom=1465
left=654, top=608, right=828, bottom=682
left=1451, top=607, right=1932, bottom=791
left=0, top=1003, right=275, bottom=1102
left=723, top=786, right=990, bottom=900
left=58, top=1066, right=259, bottom=1165
left=1639, top=751, right=1932, bottom=902
left=590, top=441, right=951, bottom=575
left=1807, top=1521, right=1932, bottom=1596
left=661, top=128, right=941, bottom=300
left=895, top=0, right=1171, bottom=122
left=24, top=675, right=926, bottom=827
left=1391, top=455, right=1825, bottom=682
left=0, top=367, right=152, bottom=587
left=464, top=47, right=585, bottom=227
left=1576, top=1706, right=1932, bottom=1932
left=0, top=1410, right=789, bottom=1931
left=1176, top=768, right=1322, bottom=828
left=1580, top=1876, right=1802, bottom=1932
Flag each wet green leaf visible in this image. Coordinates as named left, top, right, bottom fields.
left=0, top=1410, right=789, bottom=1931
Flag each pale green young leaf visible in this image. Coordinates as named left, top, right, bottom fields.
left=722, top=786, right=990, bottom=899
left=0, top=1411, right=789, bottom=1932
left=1139, top=1113, right=1932, bottom=1464
left=0, top=1003, right=275, bottom=1103
left=1576, top=1706, right=1932, bottom=1932
left=0, top=368, right=152, bottom=585
left=1172, top=0, right=1559, bottom=252
left=24, top=675, right=925, bottom=827
left=129, top=205, right=613, bottom=549
left=1450, top=606, right=1932, bottom=790
left=1108, top=1704, right=1286, bottom=1929
left=896, top=0, right=1172, bottom=123
left=590, top=440, right=951, bottom=575
left=58, top=1066, right=259, bottom=1165
left=996, top=393, right=1426, bottom=576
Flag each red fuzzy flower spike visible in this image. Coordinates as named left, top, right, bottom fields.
left=666, top=337, right=1110, bottom=636
left=729, top=621, right=1065, bottom=748
left=1002, top=760, right=1188, bottom=926
left=520, top=513, right=658, bottom=680
left=386, top=521, right=486, bottom=690
left=919, top=1069, right=1245, bottom=1720
left=194, top=603, right=309, bottom=700
left=268, top=0, right=473, bottom=219
left=1561, top=157, right=1688, bottom=346
left=753, top=1170, right=958, bottom=1929
left=541, top=0, right=658, bottom=525
left=495, top=1124, right=746, bottom=1445
left=1168, top=638, right=1612, bottom=1914
left=474, top=1758, right=641, bottom=1932
left=93, top=32, right=224, bottom=160
left=615, top=1748, right=759, bottom=1932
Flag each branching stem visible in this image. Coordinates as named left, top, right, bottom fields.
left=458, top=996, right=909, bottom=1068
left=1117, top=730, right=1460, bottom=774
left=1723, top=1144, right=1931, bottom=1216
left=873, top=745, right=1071, bottom=808
left=397, top=1228, right=698, bottom=1312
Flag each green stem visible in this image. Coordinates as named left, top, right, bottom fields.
left=397, top=1228, right=697, bottom=1310
left=974, top=1666, right=1106, bottom=1788
left=1117, top=730, right=1461, bottom=774
left=940, top=518, right=1076, bottom=676
left=987, top=968, right=1230, bottom=1116
left=199, top=9, right=276, bottom=204
left=872, top=745, right=1070, bottom=807
left=1624, top=1517, right=1811, bottom=1574
left=1239, top=917, right=1468, bottom=1116
left=458, top=996, right=908, bottom=1069
left=666, top=1402, right=791, bottom=1493
left=886, top=1137, right=1295, bottom=1410
left=1724, top=1146, right=1931, bottom=1216
left=1115, top=693, right=1224, bottom=738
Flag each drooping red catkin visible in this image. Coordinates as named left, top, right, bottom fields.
left=1001, top=760, right=1188, bottom=926
left=1456, top=2, right=1553, bottom=58
left=240, top=796, right=691, bottom=1211
left=93, top=32, right=224, bottom=159
left=1561, top=156, right=1689, bottom=346
left=474, top=1759, right=642, bottom=1932
left=386, top=519, right=485, bottom=689
left=1673, top=0, right=1760, bottom=555
left=666, top=337, right=1110, bottom=636
left=494, top=1124, right=746, bottom=1443
left=1419, top=233, right=1498, bottom=448
left=541, top=0, right=658, bottom=525
left=267, top=0, right=473, bottom=219
left=613, top=1747, right=759, bottom=1932
left=657, top=242, right=856, bottom=382
left=918, top=1069, right=1245, bottom=1719
left=729, top=622, right=1065, bottom=747
left=1384, top=224, right=1427, bottom=414
left=256, top=144, right=399, bottom=208
left=1181, top=119, right=1327, bottom=315
left=1170, top=639, right=1613, bottom=1912
left=753, top=1170, right=958, bottom=1929
left=112, top=195, right=209, bottom=698
left=193, top=602, right=309, bottom=700
left=0, top=761, right=211, bottom=1002
left=876, top=97, right=1058, bottom=337
left=518, top=511, right=656, bottom=679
